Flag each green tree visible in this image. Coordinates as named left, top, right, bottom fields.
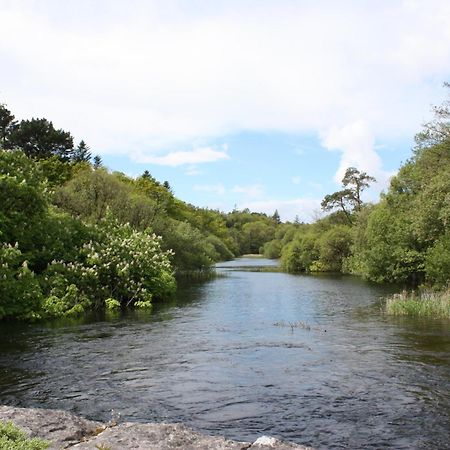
left=272, top=209, right=281, bottom=224
left=341, top=167, right=376, bottom=211
left=0, top=150, right=47, bottom=245
left=425, top=232, right=450, bottom=288
left=281, top=234, right=319, bottom=272
left=10, top=118, right=74, bottom=160
left=72, top=140, right=92, bottom=162
left=321, top=189, right=355, bottom=224
left=321, top=167, right=376, bottom=223
left=414, top=82, right=450, bottom=150
left=0, top=104, right=17, bottom=148
left=93, top=154, right=103, bottom=169
left=242, top=221, right=275, bottom=254
left=317, top=225, right=352, bottom=271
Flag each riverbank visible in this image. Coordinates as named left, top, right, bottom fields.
left=0, top=406, right=312, bottom=450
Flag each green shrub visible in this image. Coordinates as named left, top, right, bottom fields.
left=105, top=298, right=121, bottom=310
left=317, top=225, right=352, bottom=271
left=0, top=421, right=49, bottom=450
left=0, top=244, right=43, bottom=320
left=262, top=239, right=282, bottom=259
left=281, top=234, right=319, bottom=272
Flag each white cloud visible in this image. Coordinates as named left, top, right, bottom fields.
left=321, top=120, right=395, bottom=198
left=133, top=147, right=229, bottom=166
left=240, top=198, right=321, bottom=223
left=1, top=0, right=449, bottom=158
left=322, top=121, right=380, bottom=182
left=232, top=184, right=264, bottom=199
left=193, top=183, right=226, bottom=196
left=291, top=176, right=301, bottom=185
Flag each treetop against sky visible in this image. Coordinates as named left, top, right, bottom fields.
left=1, top=0, right=450, bottom=220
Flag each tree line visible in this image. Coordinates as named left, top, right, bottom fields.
left=0, top=103, right=281, bottom=320
left=263, top=87, right=449, bottom=290
left=1, top=86, right=449, bottom=321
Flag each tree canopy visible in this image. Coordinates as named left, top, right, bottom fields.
left=9, top=118, right=75, bottom=160
left=321, top=167, right=376, bottom=224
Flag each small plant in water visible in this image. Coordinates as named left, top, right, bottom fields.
left=274, top=320, right=311, bottom=331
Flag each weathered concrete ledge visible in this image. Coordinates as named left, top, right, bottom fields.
left=0, top=405, right=312, bottom=450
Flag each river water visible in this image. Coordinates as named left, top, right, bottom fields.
left=0, top=258, right=449, bottom=449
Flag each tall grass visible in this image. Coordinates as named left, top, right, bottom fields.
left=385, top=288, right=450, bottom=319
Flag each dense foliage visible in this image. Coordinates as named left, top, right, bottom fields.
left=0, top=104, right=280, bottom=320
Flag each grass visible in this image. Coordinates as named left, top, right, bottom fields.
left=0, top=421, right=49, bottom=450
left=385, top=288, right=450, bottom=319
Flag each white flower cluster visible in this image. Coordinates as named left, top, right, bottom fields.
left=49, top=220, right=175, bottom=306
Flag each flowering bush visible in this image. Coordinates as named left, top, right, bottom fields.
left=46, top=214, right=176, bottom=309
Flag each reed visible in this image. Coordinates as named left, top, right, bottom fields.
left=385, top=288, right=450, bottom=319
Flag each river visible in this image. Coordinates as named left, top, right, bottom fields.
left=0, top=258, right=449, bottom=449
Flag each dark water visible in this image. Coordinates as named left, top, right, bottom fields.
left=1, top=258, right=449, bottom=449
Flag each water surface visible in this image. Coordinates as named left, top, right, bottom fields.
left=1, top=258, right=449, bottom=449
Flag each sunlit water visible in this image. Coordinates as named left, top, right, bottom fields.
left=1, top=258, right=449, bottom=449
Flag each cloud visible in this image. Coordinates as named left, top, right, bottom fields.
left=193, top=183, right=226, bottom=196
left=184, top=165, right=202, bottom=176
left=193, top=183, right=265, bottom=200
left=291, top=176, right=301, bottom=185
left=133, top=147, right=229, bottom=166
left=240, top=198, right=322, bottom=223
left=321, top=120, right=394, bottom=197
left=232, top=184, right=264, bottom=198
left=1, top=0, right=450, bottom=157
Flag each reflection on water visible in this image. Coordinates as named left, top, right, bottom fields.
left=0, top=258, right=449, bottom=449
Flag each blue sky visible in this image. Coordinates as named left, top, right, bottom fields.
left=1, top=0, right=450, bottom=221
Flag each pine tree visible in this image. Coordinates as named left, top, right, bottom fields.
left=272, top=209, right=281, bottom=224
left=9, top=118, right=74, bottom=160
left=93, top=154, right=103, bottom=169
left=73, top=140, right=92, bottom=162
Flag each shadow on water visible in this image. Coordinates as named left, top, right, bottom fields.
left=0, top=258, right=449, bottom=449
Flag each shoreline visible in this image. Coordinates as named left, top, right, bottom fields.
left=0, top=405, right=312, bottom=450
